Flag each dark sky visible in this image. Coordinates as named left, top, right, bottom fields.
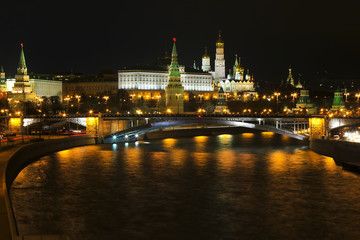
left=1, top=0, right=360, bottom=85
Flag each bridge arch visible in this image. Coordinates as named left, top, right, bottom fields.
left=103, top=118, right=306, bottom=143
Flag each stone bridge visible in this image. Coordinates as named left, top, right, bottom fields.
left=6, top=114, right=360, bottom=143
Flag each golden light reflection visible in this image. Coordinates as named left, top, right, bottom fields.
left=261, top=132, right=275, bottom=136
left=162, top=138, right=177, bottom=149
left=267, top=150, right=289, bottom=174
left=170, top=149, right=187, bottom=166
left=217, top=150, right=236, bottom=171
left=194, top=136, right=208, bottom=152
left=241, top=133, right=254, bottom=138
left=192, top=152, right=210, bottom=167
left=218, top=134, right=233, bottom=146
left=124, top=148, right=143, bottom=172
left=57, top=149, right=72, bottom=159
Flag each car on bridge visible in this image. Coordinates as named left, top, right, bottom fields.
left=0, top=129, right=16, bottom=137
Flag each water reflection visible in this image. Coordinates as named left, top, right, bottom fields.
left=10, top=133, right=360, bottom=240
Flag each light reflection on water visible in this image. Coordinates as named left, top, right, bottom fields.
left=10, top=133, right=360, bottom=240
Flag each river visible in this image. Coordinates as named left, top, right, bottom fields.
left=10, top=132, right=360, bottom=239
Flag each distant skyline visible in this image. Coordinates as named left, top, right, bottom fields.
left=1, top=1, right=359, bottom=86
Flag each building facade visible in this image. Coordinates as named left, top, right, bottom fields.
left=118, top=69, right=213, bottom=92
left=0, top=66, right=6, bottom=92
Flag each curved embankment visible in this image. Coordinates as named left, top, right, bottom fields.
left=309, top=139, right=360, bottom=168
left=2, top=135, right=95, bottom=240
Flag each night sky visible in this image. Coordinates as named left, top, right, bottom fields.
left=1, top=1, right=359, bottom=85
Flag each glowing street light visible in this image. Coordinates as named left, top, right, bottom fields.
left=75, top=95, right=81, bottom=114
left=273, top=92, right=280, bottom=102
left=344, top=92, right=350, bottom=102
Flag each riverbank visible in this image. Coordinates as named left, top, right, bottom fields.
left=1, top=135, right=95, bottom=240
left=309, top=139, right=360, bottom=170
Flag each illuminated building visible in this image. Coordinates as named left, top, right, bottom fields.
left=292, top=89, right=317, bottom=114
left=284, top=67, right=302, bottom=89
left=331, top=88, right=345, bottom=110
left=0, top=66, right=6, bottom=92
left=201, top=47, right=211, bottom=72
left=214, top=87, right=229, bottom=113
left=218, top=55, right=255, bottom=93
left=165, top=38, right=184, bottom=113
left=118, top=66, right=213, bottom=92
left=214, top=31, right=226, bottom=82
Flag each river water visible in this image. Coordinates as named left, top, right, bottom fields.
left=10, top=133, right=360, bottom=240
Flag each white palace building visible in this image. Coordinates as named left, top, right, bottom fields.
left=118, top=66, right=213, bottom=92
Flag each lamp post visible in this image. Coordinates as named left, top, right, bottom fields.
left=64, top=96, right=70, bottom=114
left=274, top=92, right=280, bottom=113
left=75, top=95, right=81, bottom=114
left=344, top=92, right=350, bottom=102
left=356, top=93, right=360, bottom=111
left=103, top=96, right=109, bottom=112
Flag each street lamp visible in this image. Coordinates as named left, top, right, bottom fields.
left=344, top=92, right=350, bottom=102
left=273, top=92, right=280, bottom=113
left=75, top=95, right=81, bottom=114
left=103, top=96, right=109, bottom=112
left=291, top=92, right=297, bottom=102
left=64, top=96, right=71, bottom=114
left=356, top=93, right=360, bottom=102
left=274, top=92, right=280, bottom=102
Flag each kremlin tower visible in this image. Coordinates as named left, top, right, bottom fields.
left=214, top=31, right=225, bottom=82
left=7, top=43, right=36, bottom=111
left=165, top=38, right=184, bottom=114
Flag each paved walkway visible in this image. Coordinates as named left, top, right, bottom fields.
left=0, top=144, right=27, bottom=240
left=0, top=135, right=71, bottom=240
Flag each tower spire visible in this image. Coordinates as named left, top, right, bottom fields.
left=17, top=43, right=27, bottom=75
left=217, top=30, right=223, bottom=43
left=165, top=37, right=184, bottom=114
left=169, top=38, right=180, bottom=77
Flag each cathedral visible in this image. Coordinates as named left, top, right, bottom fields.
left=201, top=32, right=256, bottom=94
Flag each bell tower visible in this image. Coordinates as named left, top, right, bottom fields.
left=215, top=30, right=225, bottom=82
